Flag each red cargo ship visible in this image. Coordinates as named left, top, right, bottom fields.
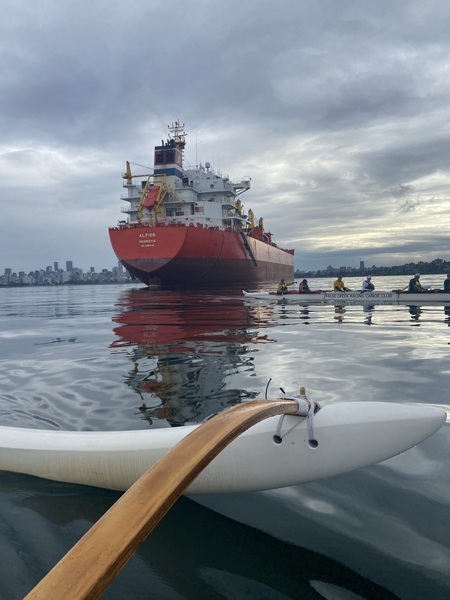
left=109, top=121, right=295, bottom=286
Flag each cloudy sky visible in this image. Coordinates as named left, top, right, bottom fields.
left=2, top=0, right=450, bottom=273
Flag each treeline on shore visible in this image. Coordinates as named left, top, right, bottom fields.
left=295, top=258, right=450, bottom=279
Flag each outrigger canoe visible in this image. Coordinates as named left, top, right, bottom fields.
left=243, top=290, right=450, bottom=304
left=0, top=401, right=445, bottom=494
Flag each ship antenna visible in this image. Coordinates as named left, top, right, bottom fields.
left=168, top=120, right=187, bottom=150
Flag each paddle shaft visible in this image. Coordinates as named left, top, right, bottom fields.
left=24, top=398, right=301, bottom=600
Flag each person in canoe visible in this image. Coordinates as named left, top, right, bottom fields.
left=298, top=279, right=322, bottom=294
left=298, top=279, right=310, bottom=292
left=276, top=278, right=294, bottom=294
left=408, top=273, right=423, bottom=292
left=361, top=275, right=375, bottom=292
left=444, top=274, right=450, bottom=292
left=333, top=276, right=351, bottom=292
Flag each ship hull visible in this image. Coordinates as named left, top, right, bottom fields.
left=109, top=224, right=294, bottom=285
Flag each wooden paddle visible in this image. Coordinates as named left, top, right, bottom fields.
left=24, top=397, right=302, bottom=600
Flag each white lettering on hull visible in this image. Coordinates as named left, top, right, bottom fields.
left=138, top=232, right=157, bottom=248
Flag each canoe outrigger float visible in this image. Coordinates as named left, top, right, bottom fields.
left=0, top=396, right=445, bottom=494
left=12, top=392, right=446, bottom=599
left=243, top=290, right=450, bottom=304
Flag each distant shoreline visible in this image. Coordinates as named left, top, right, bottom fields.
left=295, top=270, right=449, bottom=279
left=0, top=281, right=134, bottom=288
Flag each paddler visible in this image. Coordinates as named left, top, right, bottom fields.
left=408, top=273, right=423, bottom=292
left=276, top=278, right=294, bottom=294
left=333, top=275, right=351, bottom=292
left=299, top=279, right=322, bottom=294
left=444, top=274, right=450, bottom=292
left=361, top=275, right=375, bottom=292
left=298, top=279, right=310, bottom=293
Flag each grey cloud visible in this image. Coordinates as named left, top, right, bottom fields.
left=2, top=0, right=450, bottom=273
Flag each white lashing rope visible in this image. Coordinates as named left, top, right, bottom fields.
left=275, top=394, right=318, bottom=447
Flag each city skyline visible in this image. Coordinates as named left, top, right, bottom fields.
left=3, top=259, right=121, bottom=276
left=1, top=259, right=130, bottom=286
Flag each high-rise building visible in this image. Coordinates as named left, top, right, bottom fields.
left=54, top=262, right=59, bottom=272
left=360, top=260, right=365, bottom=271
left=66, top=261, right=73, bottom=272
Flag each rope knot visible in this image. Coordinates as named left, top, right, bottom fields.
left=274, top=392, right=318, bottom=447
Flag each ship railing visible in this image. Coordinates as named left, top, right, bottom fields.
left=161, top=219, right=228, bottom=230
left=226, top=179, right=251, bottom=192
left=111, top=221, right=233, bottom=233
left=120, top=193, right=140, bottom=201
left=193, top=195, right=239, bottom=207
left=184, top=162, right=230, bottom=179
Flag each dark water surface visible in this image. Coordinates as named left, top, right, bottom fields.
left=0, top=278, right=449, bottom=599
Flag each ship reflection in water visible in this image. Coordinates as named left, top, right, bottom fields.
left=110, top=288, right=275, bottom=428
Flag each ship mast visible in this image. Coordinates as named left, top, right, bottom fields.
left=168, top=120, right=187, bottom=150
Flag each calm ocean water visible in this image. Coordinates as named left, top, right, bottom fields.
left=0, top=276, right=449, bottom=599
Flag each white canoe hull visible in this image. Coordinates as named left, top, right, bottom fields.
left=0, top=402, right=445, bottom=494
left=243, top=290, right=450, bottom=304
